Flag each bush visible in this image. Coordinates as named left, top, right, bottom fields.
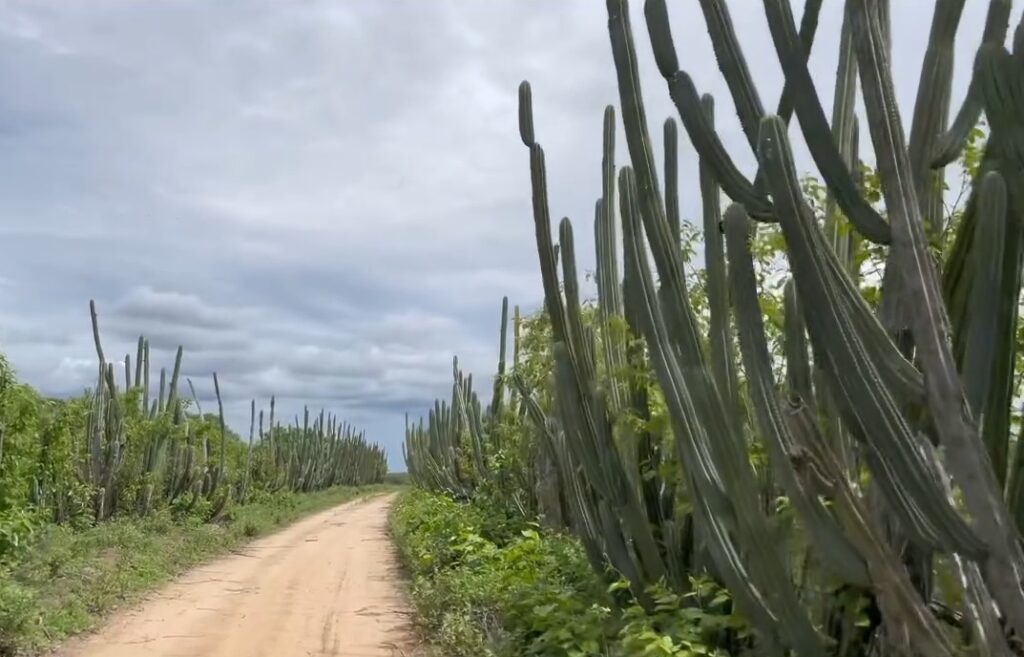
left=0, top=508, right=40, bottom=564
left=391, top=489, right=739, bottom=657
left=0, top=570, right=36, bottom=657
left=392, top=489, right=603, bottom=656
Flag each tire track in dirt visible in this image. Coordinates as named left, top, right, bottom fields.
left=59, top=493, right=415, bottom=657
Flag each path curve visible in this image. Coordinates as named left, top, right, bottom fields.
left=59, top=493, right=414, bottom=657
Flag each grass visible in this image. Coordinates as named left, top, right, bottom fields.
left=0, top=484, right=395, bottom=656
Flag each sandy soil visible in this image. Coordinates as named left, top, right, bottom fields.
left=59, top=493, right=415, bottom=657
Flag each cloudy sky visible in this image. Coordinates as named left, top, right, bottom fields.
left=0, top=1, right=999, bottom=469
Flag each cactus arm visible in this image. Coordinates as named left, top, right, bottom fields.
left=619, top=181, right=682, bottom=583
left=490, top=297, right=509, bottom=417
left=758, top=115, right=985, bottom=556
left=607, top=3, right=714, bottom=382
left=596, top=202, right=628, bottom=415
left=518, top=81, right=570, bottom=348
left=955, top=557, right=1016, bottom=657
left=89, top=299, right=105, bottom=366
left=558, top=215, right=667, bottom=582
left=762, top=0, right=891, bottom=244
left=212, top=371, right=227, bottom=493
left=978, top=174, right=1024, bottom=494
left=724, top=203, right=869, bottom=586
left=142, top=339, right=150, bottom=413
left=775, top=0, right=822, bottom=125
left=1007, top=401, right=1024, bottom=530
left=782, top=280, right=813, bottom=405
left=843, top=2, right=1024, bottom=633
left=663, top=118, right=680, bottom=240
left=134, top=336, right=144, bottom=389
left=241, top=399, right=254, bottom=503
left=619, top=166, right=824, bottom=656
left=558, top=220, right=596, bottom=381
left=601, top=106, right=622, bottom=310
left=605, top=24, right=831, bottom=651
left=694, top=0, right=822, bottom=152
left=621, top=168, right=776, bottom=640
left=906, top=0, right=967, bottom=234
left=823, top=12, right=860, bottom=265
left=596, top=104, right=626, bottom=354
left=156, top=368, right=166, bottom=416
left=961, top=172, right=1007, bottom=421
left=186, top=377, right=203, bottom=415
left=167, top=345, right=183, bottom=422
left=699, top=96, right=741, bottom=414
left=517, top=377, right=611, bottom=582
left=783, top=402, right=962, bottom=657
left=643, top=1, right=770, bottom=218
left=550, top=342, right=665, bottom=598
left=520, top=78, right=668, bottom=585
left=950, top=42, right=1024, bottom=447
left=693, top=0, right=766, bottom=154
left=931, top=0, right=1014, bottom=168
left=647, top=0, right=825, bottom=214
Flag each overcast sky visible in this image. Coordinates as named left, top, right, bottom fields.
left=0, top=1, right=1000, bottom=469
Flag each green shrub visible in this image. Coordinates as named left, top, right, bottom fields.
left=392, top=489, right=739, bottom=657
left=0, top=570, right=36, bottom=657
left=0, top=508, right=40, bottom=564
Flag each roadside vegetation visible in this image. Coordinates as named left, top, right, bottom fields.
left=0, top=302, right=390, bottom=655
left=398, top=2, right=1024, bottom=656
left=392, top=488, right=742, bottom=657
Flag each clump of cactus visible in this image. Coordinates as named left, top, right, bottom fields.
left=69, top=300, right=387, bottom=524
left=260, top=403, right=386, bottom=493
left=409, top=1, right=1024, bottom=654
left=404, top=298, right=511, bottom=498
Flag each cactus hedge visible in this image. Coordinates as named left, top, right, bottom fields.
left=0, top=300, right=387, bottom=537
left=407, top=1, right=1024, bottom=654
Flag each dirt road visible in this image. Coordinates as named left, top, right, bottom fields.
left=61, top=493, right=414, bottom=657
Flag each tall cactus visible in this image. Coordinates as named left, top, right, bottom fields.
left=394, top=1, right=1024, bottom=652
left=486, top=0, right=1024, bottom=654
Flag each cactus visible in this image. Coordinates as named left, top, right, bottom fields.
left=85, top=301, right=128, bottom=520
left=406, top=295, right=529, bottom=497
left=698, top=96, right=740, bottom=417
left=240, top=399, right=254, bottom=504
left=167, top=346, right=183, bottom=423
left=142, top=338, right=150, bottom=413
left=134, top=336, right=144, bottom=389
left=490, top=297, right=509, bottom=418
left=846, top=1, right=1024, bottom=635
left=931, top=0, right=1014, bottom=168
left=398, top=2, right=1024, bottom=651
left=414, top=0, right=1024, bottom=653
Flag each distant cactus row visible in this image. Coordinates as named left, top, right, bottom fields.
left=17, top=300, right=386, bottom=527
left=403, top=298, right=513, bottom=499
left=406, top=0, right=1024, bottom=654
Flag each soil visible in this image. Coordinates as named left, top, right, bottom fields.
left=58, top=493, right=415, bottom=657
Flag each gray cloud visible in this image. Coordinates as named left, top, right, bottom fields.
left=0, top=0, right=999, bottom=468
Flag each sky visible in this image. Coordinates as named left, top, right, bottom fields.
left=0, top=1, right=1001, bottom=470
